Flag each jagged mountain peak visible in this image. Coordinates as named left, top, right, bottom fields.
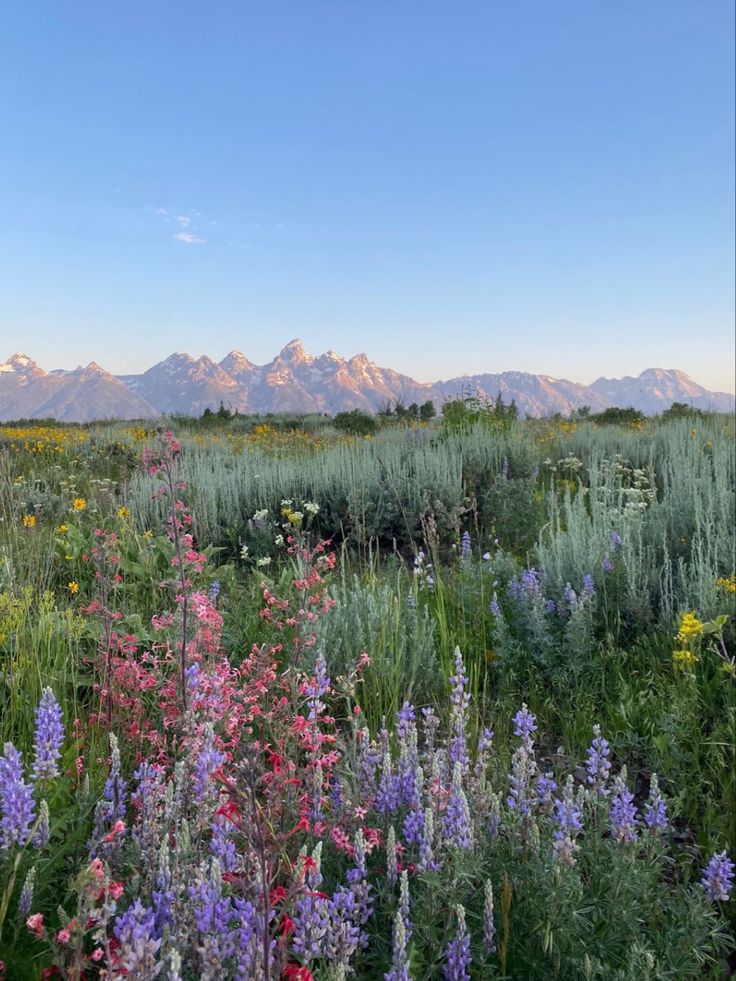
left=278, top=338, right=313, bottom=363
left=0, top=352, right=44, bottom=376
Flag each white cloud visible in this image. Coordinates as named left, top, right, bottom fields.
left=175, top=215, right=192, bottom=228
left=174, top=231, right=206, bottom=245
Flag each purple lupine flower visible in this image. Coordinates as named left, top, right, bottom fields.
left=385, top=911, right=410, bottom=981
left=448, top=648, right=470, bottom=772
left=417, top=807, right=439, bottom=872
left=323, top=886, right=360, bottom=970
left=113, top=901, right=162, bottom=977
left=490, top=592, right=501, bottom=616
left=535, top=771, right=558, bottom=809
left=209, top=580, right=221, bottom=602
left=0, top=743, right=35, bottom=851
left=460, top=531, right=471, bottom=560
left=305, top=652, right=330, bottom=722
left=234, top=897, right=275, bottom=980
left=233, top=898, right=258, bottom=978
left=397, top=702, right=416, bottom=741
left=443, top=763, right=472, bottom=850
left=375, top=752, right=402, bottom=815
left=701, top=851, right=734, bottom=902
left=293, top=844, right=330, bottom=961
left=507, top=577, right=521, bottom=602
left=189, top=860, right=237, bottom=965
left=330, top=775, right=344, bottom=816
left=586, top=725, right=611, bottom=796
left=507, top=705, right=538, bottom=816
left=602, top=555, right=614, bottom=573
left=563, top=583, right=578, bottom=611
left=131, top=762, right=166, bottom=862
left=581, top=575, right=596, bottom=598
left=31, top=688, right=64, bottom=782
left=444, top=904, right=472, bottom=981
left=152, top=847, right=175, bottom=935
left=487, top=792, right=501, bottom=839
left=211, top=811, right=239, bottom=872
left=512, top=704, right=537, bottom=741
left=346, top=830, right=373, bottom=940
left=545, top=598, right=557, bottom=615
left=643, top=774, right=668, bottom=832
left=193, top=726, right=226, bottom=800
left=482, top=880, right=496, bottom=955
left=520, top=567, right=543, bottom=598
left=610, top=530, right=623, bottom=552
left=398, top=869, right=411, bottom=941
left=552, top=776, right=583, bottom=866
left=610, top=769, right=638, bottom=843
left=402, top=754, right=424, bottom=846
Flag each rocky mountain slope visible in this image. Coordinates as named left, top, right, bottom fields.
left=0, top=343, right=732, bottom=421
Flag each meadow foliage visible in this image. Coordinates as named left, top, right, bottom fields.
left=0, top=411, right=733, bottom=978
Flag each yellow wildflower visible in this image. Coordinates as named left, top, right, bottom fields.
left=716, top=576, right=736, bottom=594
left=22, top=514, right=36, bottom=528
left=117, top=507, right=130, bottom=519
left=72, top=497, right=86, bottom=511
left=676, top=611, right=704, bottom=644
left=58, top=523, right=68, bottom=534
left=143, top=529, right=153, bottom=538
left=67, top=581, right=79, bottom=594
left=673, top=648, right=699, bottom=671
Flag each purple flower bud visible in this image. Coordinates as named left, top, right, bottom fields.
left=18, top=865, right=36, bottom=917
left=482, top=881, right=496, bottom=955
left=385, top=911, right=410, bottom=981
left=448, top=648, right=470, bottom=773
left=602, top=555, right=614, bottom=573
left=460, top=531, right=471, bottom=561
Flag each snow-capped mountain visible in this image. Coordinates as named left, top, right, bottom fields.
left=0, top=344, right=733, bottom=422
left=589, top=368, right=732, bottom=415
left=0, top=355, right=157, bottom=421
left=120, top=353, right=248, bottom=415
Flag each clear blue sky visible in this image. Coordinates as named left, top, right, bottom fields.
left=1, top=1, right=733, bottom=390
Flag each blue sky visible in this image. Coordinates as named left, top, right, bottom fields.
left=0, top=1, right=733, bottom=390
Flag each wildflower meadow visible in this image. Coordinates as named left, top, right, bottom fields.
left=0, top=409, right=734, bottom=979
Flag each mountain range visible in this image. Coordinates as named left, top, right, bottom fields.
left=0, top=342, right=733, bottom=422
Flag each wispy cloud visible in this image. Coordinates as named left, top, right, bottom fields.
left=174, top=231, right=206, bottom=245
left=151, top=207, right=206, bottom=245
